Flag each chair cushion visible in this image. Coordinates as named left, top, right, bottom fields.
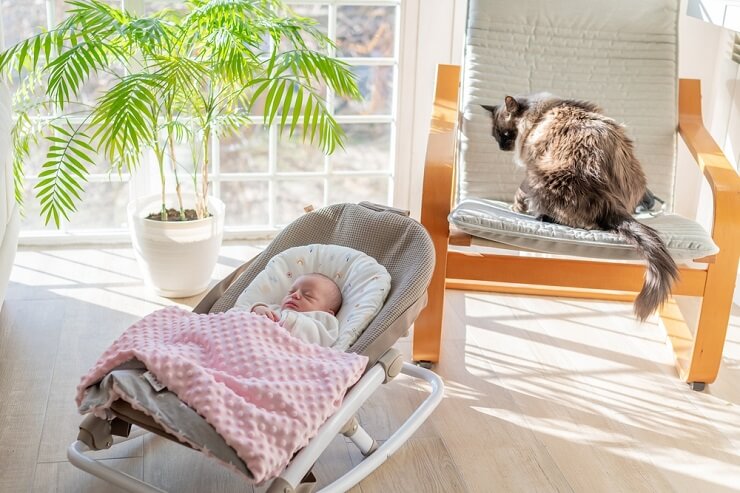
left=449, top=198, right=719, bottom=261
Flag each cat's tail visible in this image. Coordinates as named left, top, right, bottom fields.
left=613, top=215, right=679, bottom=320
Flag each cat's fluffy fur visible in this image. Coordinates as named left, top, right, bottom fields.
left=482, top=94, right=678, bottom=320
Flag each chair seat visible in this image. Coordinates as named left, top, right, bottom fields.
left=449, top=198, right=719, bottom=261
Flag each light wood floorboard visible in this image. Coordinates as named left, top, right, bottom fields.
left=1, top=244, right=739, bottom=492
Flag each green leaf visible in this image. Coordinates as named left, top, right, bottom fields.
left=290, top=86, right=303, bottom=137
left=279, top=82, right=294, bottom=132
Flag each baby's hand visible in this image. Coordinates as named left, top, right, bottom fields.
left=251, top=305, right=279, bottom=322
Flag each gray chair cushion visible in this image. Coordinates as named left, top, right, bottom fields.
left=450, top=198, right=718, bottom=261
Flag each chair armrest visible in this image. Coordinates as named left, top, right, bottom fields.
left=419, top=64, right=461, bottom=239
left=678, top=79, right=740, bottom=197
left=678, top=78, right=740, bottom=262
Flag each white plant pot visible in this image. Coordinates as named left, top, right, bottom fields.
left=128, top=193, right=225, bottom=298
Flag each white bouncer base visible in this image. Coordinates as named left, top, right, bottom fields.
left=68, top=362, right=444, bottom=493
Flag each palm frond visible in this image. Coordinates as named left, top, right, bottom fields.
left=0, top=30, right=65, bottom=77
left=46, top=39, right=126, bottom=109
left=275, top=50, right=361, bottom=99
left=64, top=0, right=128, bottom=34
left=200, top=27, right=262, bottom=82
left=160, top=120, right=193, bottom=143
left=208, top=112, right=252, bottom=138
left=34, top=121, right=96, bottom=227
left=10, top=112, right=35, bottom=209
left=251, top=76, right=345, bottom=154
left=152, top=55, right=209, bottom=98
left=122, top=16, right=181, bottom=56
left=90, top=73, right=161, bottom=168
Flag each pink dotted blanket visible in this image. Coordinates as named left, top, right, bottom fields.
left=76, top=306, right=368, bottom=483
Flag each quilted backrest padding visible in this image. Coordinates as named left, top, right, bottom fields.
left=460, top=0, right=679, bottom=210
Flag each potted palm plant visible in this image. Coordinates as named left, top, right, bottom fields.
left=0, top=0, right=360, bottom=296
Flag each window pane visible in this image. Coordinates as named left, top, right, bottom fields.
left=75, top=63, right=126, bottom=109
left=274, top=179, right=323, bottom=225
left=275, top=128, right=325, bottom=172
left=22, top=134, right=51, bottom=177
left=328, top=176, right=388, bottom=206
left=331, top=123, right=390, bottom=171
left=220, top=125, right=269, bottom=173
left=56, top=0, right=119, bottom=21
left=22, top=125, right=120, bottom=177
left=221, top=181, right=269, bottom=227
left=335, top=65, right=392, bottom=116
left=19, top=180, right=56, bottom=231
left=142, top=0, right=188, bottom=15
left=1, top=0, right=47, bottom=47
left=281, top=3, right=328, bottom=53
left=167, top=136, right=211, bottom=179
left=336, top=5, right=395, bottom=57
left=20, top=178, right=129, bottom=231
left=66, top=180, right=130, bottom=230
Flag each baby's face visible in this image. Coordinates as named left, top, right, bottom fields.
left=281, top=275, right=337, bottom=314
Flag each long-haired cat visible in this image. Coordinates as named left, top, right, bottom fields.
left=482, top=94, right=678, bottom=320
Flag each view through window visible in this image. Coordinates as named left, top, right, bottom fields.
left=1, top=0, right=399, bottom=240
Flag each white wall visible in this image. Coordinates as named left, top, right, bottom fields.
left=678, top=11, right=740, bottom=305
left=395, top=0, right=466, bottom=216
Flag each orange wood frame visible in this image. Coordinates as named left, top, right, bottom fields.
left=415, top=64, right=740, bottom=385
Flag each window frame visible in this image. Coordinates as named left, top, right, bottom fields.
left=2, top=0, right=408, bottom=244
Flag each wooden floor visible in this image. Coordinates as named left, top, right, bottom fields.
left=2, top=243, right=740, bottom=492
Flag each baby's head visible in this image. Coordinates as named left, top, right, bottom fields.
left=281, top=273, right=343, bottom=315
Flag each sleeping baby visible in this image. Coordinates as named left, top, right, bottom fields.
left=233, top=273, right=342, bottom=347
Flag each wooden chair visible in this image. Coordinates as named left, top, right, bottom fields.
left=414, top=0, right=740, bottom=390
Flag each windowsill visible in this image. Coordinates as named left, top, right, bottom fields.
left=687, top=0, right=740, bottom=32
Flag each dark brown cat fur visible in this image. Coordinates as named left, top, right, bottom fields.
left=482, top=94, right=678, bottom=320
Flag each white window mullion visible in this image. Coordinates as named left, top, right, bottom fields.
left=45, top=1, right=55, bottom=30
left=286, top=0, right=399, bottom=5
left=388, top=3, right=401, bottom=205
left=211, top=133, right=220, bottom=199
left=323, top=2, right=338, bottom=208
left=0, top=4, right=4, bottom=49
left=268, top=123, right=278, bottom=228
left=339, top=57, right=395, bottom=66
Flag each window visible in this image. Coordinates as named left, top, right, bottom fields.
left=2, top=0, right=401, bottom=242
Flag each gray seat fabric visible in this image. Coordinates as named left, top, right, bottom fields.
left=450, top=198, right=719, bottom=261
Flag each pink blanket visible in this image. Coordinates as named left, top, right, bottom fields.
left=76, top=306, right=368, bottom=483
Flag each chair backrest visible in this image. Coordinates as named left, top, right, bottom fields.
left=458, top=0, right=679, bottom=210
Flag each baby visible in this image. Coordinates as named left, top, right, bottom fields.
left=240, top=273, right=343, bottom=347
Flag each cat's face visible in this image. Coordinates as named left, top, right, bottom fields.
left=482, top=96, right=525, bottom=152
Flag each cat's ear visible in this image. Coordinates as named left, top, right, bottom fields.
left=481, top=104, right=497, bottom=114
left=504, top=96, right=519, bottom=113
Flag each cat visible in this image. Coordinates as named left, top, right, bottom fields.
left=481, top=94, right=678, bottom=320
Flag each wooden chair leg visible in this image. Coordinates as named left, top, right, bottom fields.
left=412, top=242, right=448, bottom=363
left=661, top=258, right=738, bottom=385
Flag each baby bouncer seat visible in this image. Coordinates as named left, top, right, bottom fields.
left=68, top=202, right=442, bottom=493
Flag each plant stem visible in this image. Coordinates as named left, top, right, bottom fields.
left=167, top=127, right=186, bottom=221
left=155, top=144, right=167, bottom=221
left=199, top=129, right=211, bottom=219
